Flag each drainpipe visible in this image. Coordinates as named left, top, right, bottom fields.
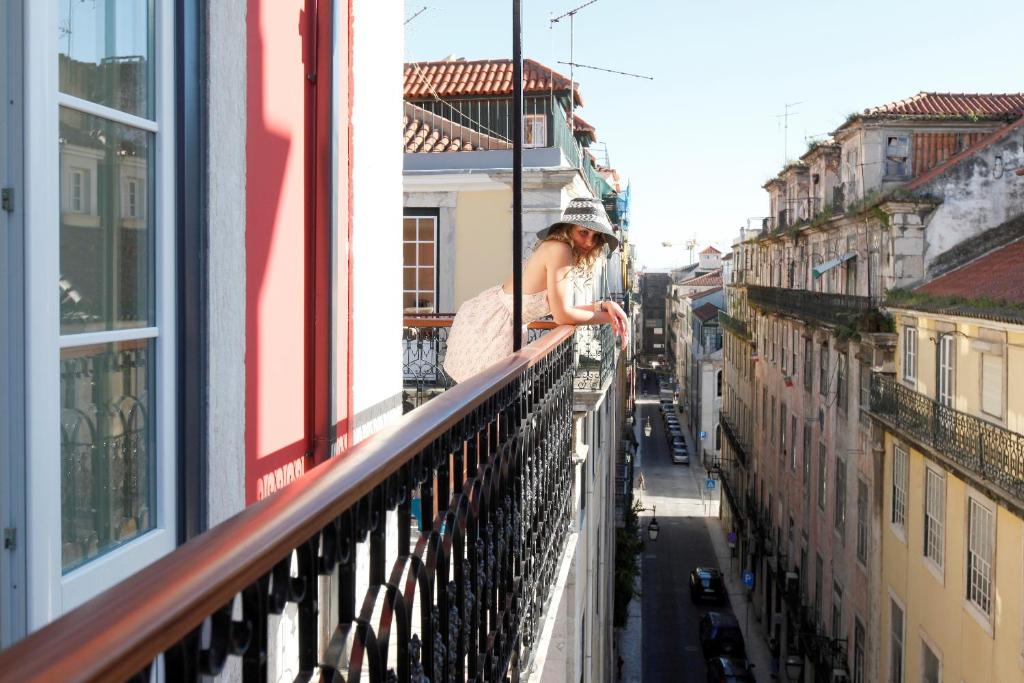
left=512, top=0, right=523, bottom=350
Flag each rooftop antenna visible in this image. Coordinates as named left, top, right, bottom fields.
left=775, top=101, right=803, bottom=166
left=404, top=5, right=430, bottom=25
left=550, top=0, right=600, bottom=133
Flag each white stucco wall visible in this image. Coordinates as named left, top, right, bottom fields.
left=351, top=0, right=404, bottom=442
left=206, top=0, right=248, bottom=526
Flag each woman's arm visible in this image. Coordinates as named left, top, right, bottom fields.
left=542, top=242, right=629, bottom=344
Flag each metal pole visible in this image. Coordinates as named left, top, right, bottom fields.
left=512, top=0, right=524, bottom=351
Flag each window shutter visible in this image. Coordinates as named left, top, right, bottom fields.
left=982, top=353, right=1003, bottom=416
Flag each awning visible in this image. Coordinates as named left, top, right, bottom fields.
left=812, top=251, right=856, bottom=279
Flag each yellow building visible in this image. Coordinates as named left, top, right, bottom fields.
left=871, top=239, right=1024, bottom=683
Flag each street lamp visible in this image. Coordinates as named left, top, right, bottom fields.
left=784, top=655, right=803, bottom=682
left=637, top=505, right=660, bottom=541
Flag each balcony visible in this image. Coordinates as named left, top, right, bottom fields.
left=717, top=311, right=751, bottom=341
left=719, top=411, right=748, bottom=467
left=744, top=285, right=875, bottom=329
left=870, top=373, right=1024, bottom=500
left=0, top=328, right=581, bottom=682
left=403, top=315, right=617, bottom=410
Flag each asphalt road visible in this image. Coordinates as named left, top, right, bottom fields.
left=637, top=374, right=737, bottom=683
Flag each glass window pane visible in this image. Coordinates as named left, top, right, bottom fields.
left=403, top=218, right=417, bottom=241
left=403, top=292, right=416, bottom=310
left=419, top=267, right=434, bottom=291
left=61, top=340, right=155, bottom=572
left=60, top=108, right=153, bottom=334
left=418, top=218, right=433, bottom=241
left=58, top=0, right=154, bottom=118
left=402, top=243, right=415, bottom=265
left=418, top=243, right=434, bottom=266
left=403, top=267, right=415, bottom=289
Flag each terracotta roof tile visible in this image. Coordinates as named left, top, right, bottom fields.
left=404, top=58, right=583, bottom=106
left=680, top=270, right=723, bottom=287
left=914, top=238, right=1024, bottom=305
left=403, top=102, right=511, bottom=153
left=693, top=302, right=721, bottom=321
left=864, top=92, right=1024, bottom=118
left=687, top=286, right=722, bottom=299
left=700, top=245, right=721, bottom=255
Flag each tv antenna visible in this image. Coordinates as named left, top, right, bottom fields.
left=404, top=5, right=434, bottom=25
left=775, top=101, right=803, bottom=165
left=550, top=1, right=600, bottom=133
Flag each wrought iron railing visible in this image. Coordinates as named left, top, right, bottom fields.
left=870, top=373, right=1024, bottom=500
left=573, top=323, right=616, bottom=392
left=719, top=411, right=748, bottom=467
left=0, top=327, right=579, bottom=682
left=403, top=316, right=555, bottom=411
left=745, top=285, right=875, bottom=328
left=717, top=311, right=750, bottom=340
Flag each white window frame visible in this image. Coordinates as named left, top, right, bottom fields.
left=965, top=493, right=995, bottom=629
left=937, top=334, right=954, bottom=408
left=980, top=348, right=1004, bottom=420
left=920, top=633, right=942, bottom=683
left=923, top=465, right=945, bottom=580
left=523, top=113, right=547, bottom=148
left=402, top=214, right=438, bottom=313
left=903, top=326, right=917, bottom=383
left=891, top=444, right=908, bottom=541
left=23, top=1, right=176, bottom=626
left=889, top=591, right=905, bottom=683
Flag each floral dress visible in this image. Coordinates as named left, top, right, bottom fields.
left=443, top=285, right=551, bottom=383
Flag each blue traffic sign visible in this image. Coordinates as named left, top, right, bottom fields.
left=743, top=570, right=755, bottom=588
left=705, top=478, right=716, bottom=490
left=699, top=431, right=707, bottom=439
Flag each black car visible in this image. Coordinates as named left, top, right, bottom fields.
left=706, top=656, right=756, bottom=683
left=689, top=566, right=727, bottom=604
left=698, top=612, right=746, bottom=658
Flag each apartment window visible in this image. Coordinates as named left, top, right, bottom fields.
left=791, top=327, right=798, bottom=370
left=981, top=349, right=1004, bottom=418
left=790, top=415, right=797, bottom=471
left=780, top=403, right=787, bottom=459
left=923, top=468, right=945, bottom=571
left=124, top=177, right=145, bottom=219
left=771, top=398, right=776, bottom=445
left=717, top=370, right=722, bottom=397
left=804, top=338, right=813, bottom=390
left=802, top=425, right=811, bottom=483
left=857, top=479, right=868, bottom=565
left=800, top=547, right=808, bottom=602
left=403, top=213, right=438, bottom=312
left=814, top=554, right=824, bottom=626
left=859, top=363, right=870, bottom=412
left=967, top=497, right=994, bottom=616
left=884, top=135, right=910, bottom=178
left=846, top=149, right=859, bottom=199
left=922, top=640, right=940, bottom=683
left=819, top=344, right=828, bottom=396
left=854, top=617, right=866, bottom=683
left=818, top=444, right=827, bottom=511
left=834, top=457, right=846, bottom=542
left=891, top=444, right=908, bottom=533
left=937, top=334, right=954, bottom=408
left=837, top=351, right=848, bottom=412
left=890, top=598, right=904, bottom=683
left=762, top=386, right=767, bottom=424
left=832, top=581, right=844, bottom=639
left=781, top=324, right=788, bottom=372
left=902, top=326, right=917, bottom=382
left=523, top=113, right=547, bottom=147
left=845, top=255, right=858, bottom=295
left=68, top=167, right=91, bottom=213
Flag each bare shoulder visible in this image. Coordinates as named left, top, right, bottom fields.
left=535, top=238, right=572, bottom=266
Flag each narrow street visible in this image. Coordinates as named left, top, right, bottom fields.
left=635, top=374, right=771, bottom=682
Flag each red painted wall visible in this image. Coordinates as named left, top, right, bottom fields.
left=245, top=0, right=349, bottom=502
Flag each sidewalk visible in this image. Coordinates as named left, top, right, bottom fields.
left=704, top=507, right=775, bottom=680
left=617, top=415, right=643, bottom=683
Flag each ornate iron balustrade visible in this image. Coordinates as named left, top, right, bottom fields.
left=0, top=327, right=579, bottom=683
left=719, top=411, right=748, bottom=467
left=572, top=323, right=616, bottom=392
left=745, top=285, right=875, bottom=328
left=717, top=311, right=750, bottom=340
left=870, top=373, right=1024, bottom=500
left=403, top=316, right=555, bottom=411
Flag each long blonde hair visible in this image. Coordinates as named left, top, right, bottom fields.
left=541, top=223, right=606, bottom=273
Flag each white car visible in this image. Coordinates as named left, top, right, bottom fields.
left=672, top=446, right=689, bottom=465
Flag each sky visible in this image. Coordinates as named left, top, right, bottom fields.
left=405, top=0, right=1024, bottom=269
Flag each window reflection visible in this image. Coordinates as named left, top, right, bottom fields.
left=59, top=108, right=153, bottom=333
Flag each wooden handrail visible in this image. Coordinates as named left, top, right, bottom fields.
left=0, top=325, right=576, bottom=683
left=403, top=315, right=560, bottom=330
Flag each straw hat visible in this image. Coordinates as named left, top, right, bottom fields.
left=537, top=197, right=619, bottom=253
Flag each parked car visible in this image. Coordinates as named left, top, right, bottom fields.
left=698, top=612, right=746, bottom=658
left=664, top=415, right=679, bottom=428
left=689, top=567, right=727, bottom=604
left=672, top=446, right=689, bottom=465
left=670, top=436, right=685, bottom=450
left=706, top=656, right=756, bottom=683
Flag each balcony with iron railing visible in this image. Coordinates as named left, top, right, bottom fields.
left=744, top=284, right=876, bottom=329
left=719, top=411, right=748, bottom=467
left=404, top=316, right=617, bottom=411
left=870, top=373, right=1024, bottom=501
left=0, top=326, right=581, bottom=682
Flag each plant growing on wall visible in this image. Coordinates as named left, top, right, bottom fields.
left=614, top=499, right=645, bottom=627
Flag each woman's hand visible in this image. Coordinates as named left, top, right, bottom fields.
left=602, top=300, right=630, bottom=350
